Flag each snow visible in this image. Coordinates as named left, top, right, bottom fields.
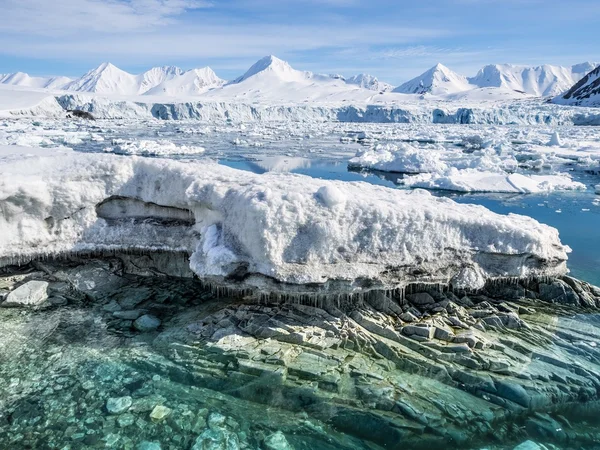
left=63, top=63, right=141, bottom=95
left=348, top=129, right=599, bottom=193
left=468, top=63, right=594, bottom=97
left=103, top=139, right=206, bottom=156
left=402, top=169, right=586, bottom=194
left=0, top=145, right=569, bottom=291
left=0, top=72, right=72, bottom=90
left=349, top=143, right=448, bottom=174
left=144, top=68, right=224, bottom=96
left=394, top=63, right=473, bottom=95
left=554, top=65, right=600, bottom=107
left=345, top=74, right=394, bottom=92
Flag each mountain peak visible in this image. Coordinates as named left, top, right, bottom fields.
left=234, top=55, right=297, bottom=83
left=394, top=64, right=470, bottom=95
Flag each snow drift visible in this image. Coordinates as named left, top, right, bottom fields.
left=0, top=146, right=569, bottom=292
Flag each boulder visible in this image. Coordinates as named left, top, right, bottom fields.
left=2, top=281, right=49, bottom=307
left=134, top=314, right=161, bottom=332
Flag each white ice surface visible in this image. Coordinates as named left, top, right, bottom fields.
left=103, top=139, right=205, bottom=156
left=402, top=169, right=586, bottom=193
left=0, top=145, right=569, bottom=291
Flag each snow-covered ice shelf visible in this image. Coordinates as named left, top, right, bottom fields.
left=0, top=145, right=569, bottom=292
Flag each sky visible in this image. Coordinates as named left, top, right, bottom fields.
left=0, top=0, right=598, bottom=84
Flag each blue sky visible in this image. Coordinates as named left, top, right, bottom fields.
left=0, top=0, right=598, bottom=84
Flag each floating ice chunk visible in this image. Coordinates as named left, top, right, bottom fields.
left=548, top=131, right=563, bottom=147
left=403, top=168, right=586, bottom=193
left=104, top=139, right=205, bottom=156
left=0, top=145, right=570, bottom=292
left=349, top=143, right=448, bottom=173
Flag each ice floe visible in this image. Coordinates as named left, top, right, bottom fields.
left=103, top=139, right=205, bottom=156
left=0, top=145, right=569, bottom=292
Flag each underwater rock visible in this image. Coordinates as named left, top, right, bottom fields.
left=150, top=405, right=172, bottom=422
left=134, top=314, right=161, bottom=332
left=106, top=396, right=133, bottom=415
left=2, top=280, right=49, bottom=307
left=264, top=431, right=294, bottom=450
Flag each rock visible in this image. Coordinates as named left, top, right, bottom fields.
left=264, top=431, right=293, bottom=450
left=406, top=292, right=435, bottom=306
left=134, top=314, right=161, bottom=332
left=191, top=428, right=240, bottom=450
left=2, top=281, right=49, bottom=307
left=513, top=441, right=548, bottom=450
left=114, top=309, right=146, bottom=320
left=117, top=413, right=135, bottom=427
left=434, top=326, right=454, bottom=341
left=67, top=109, right=95, bottom=120
left=400, top=312, right=418, bottom=322
left=137, top=442, right=162, bottom=450
left=207, top=412, right=228, bottom=430
left=402, top=325, right=433, bottom=339
left=538, top=280, right=579, bottom=305
left=106, top=396, right=133, bottom=415
left=150, top=405, right=172, bottom=422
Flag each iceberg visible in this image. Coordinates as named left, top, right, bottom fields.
left=0, top=145, right=569, bottom=293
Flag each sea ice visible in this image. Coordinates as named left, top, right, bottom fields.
left=0, top=145, right=569, bottom=292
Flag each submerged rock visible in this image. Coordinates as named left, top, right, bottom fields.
left=106, top=396, right=133, bottom=415
left=134, top=314, right=161, bottom=332
left=264, top=431, right=294, bottom=450
left=2, top=280, right=49, bottom=307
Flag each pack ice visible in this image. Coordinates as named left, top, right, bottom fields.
left=0, top=145, right=569, bottom=292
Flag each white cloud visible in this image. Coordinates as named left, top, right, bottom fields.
left=0, top=0, right=210, bottom=35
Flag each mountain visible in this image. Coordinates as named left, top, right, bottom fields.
left=63, top=63, right=139, bottom=95
left=393, top=63, right=472, bottom=95
left=554, top=65, right=600, bottom=107
left=345, top=74, right=394, bottom=92
left=468, top=63, right=597, bottom=97
left=144, top=67, right=225, bottom=96
left=231, top=55, right=316, bottom=84
left=138, top=66, right=184, bottom=94
left=0, top=72, right=72, bottom=89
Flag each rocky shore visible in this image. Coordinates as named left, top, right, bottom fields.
left=2, top=255, right=600, bottom=449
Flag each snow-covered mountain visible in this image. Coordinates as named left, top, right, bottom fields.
left=393, top=63, right=472, bottom=95
left=468, top=63, right=597, bottom=97
left=230, top=55, right=319, bottom=85
left=203, top=55, right=377, bottom=102
left=138, top=66, right=184, bottom=94
left=1, top=57, right=598, bottom=103
left=144, top=68, right=224, bottom=96
left=63, top=63, right=140, bottom=95
left=345, top=74, right=394, bottom=92
left=554, top=64, right=600, bottom=107
left=61, top=63, right=223, bottom=96
left=0, top=72, right=72, bottom=89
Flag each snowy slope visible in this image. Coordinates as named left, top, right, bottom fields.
left=138, top=66, right=184, bottom=94
left=0, top=72, right=72, bottom=89
left=394, top=64, right=473, bottom=95
left=145, top=67, right=225, bottom=96
left=63, top=63, right=140, bottom=95
left=202, top=55, right=389, bottom=102
left=469, top=63, right=597, bottom=97
left=345, top=74, right=394, bottom=92
left=0, top=145, right=569, bottom=291
left=554, top=65, right=600, bottom=107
